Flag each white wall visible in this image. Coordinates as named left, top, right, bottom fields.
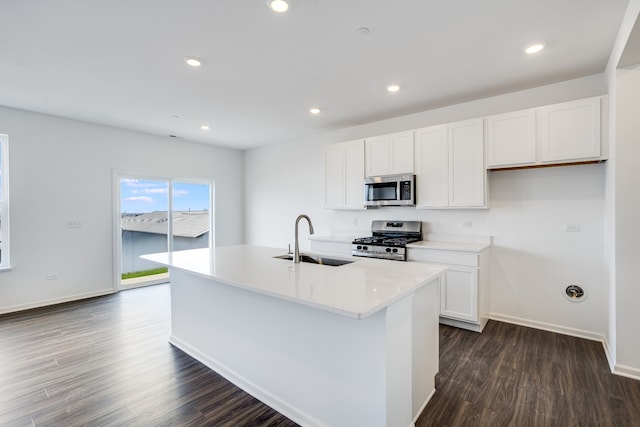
left=0, top=106, right=244, bottom=313
left=245, top=74, right=608, bottom=339
left=613, top=65, right=640, bottom=376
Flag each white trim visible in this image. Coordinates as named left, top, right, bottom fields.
left=613, top=363, right=640, bottom=381
left=602, top=335, right=616, bottom=373
left=112, top=170, right=215, bottom=292
left=411, top=388, right=436, bottom=427
left=0, top=288, right=114, bottom=315
left=490, top=312, right=605, bottom=342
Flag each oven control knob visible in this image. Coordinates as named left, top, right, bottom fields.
left=385, top=248, right=391, bottom=253
left=363, top=246, right=368, bottom=251
left=357, top=245, right=362, bottom=250
left=392, top=248, right=398, bottom=253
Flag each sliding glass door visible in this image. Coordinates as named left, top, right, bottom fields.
left=116, top=174, right=213, bottom=289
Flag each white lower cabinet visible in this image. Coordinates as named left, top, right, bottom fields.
left=440, top=266, right=477, bottom=323
left=408, top=244, right=490, bottom=332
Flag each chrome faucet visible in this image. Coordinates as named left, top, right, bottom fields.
left=294, top=214, right=315, bottom=263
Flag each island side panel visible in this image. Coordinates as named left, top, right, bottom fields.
left=411, top=278, right=440, bottom=420
left=385, top=295, right=414, bottom=427
left=169, top=268, right=390, bottom=427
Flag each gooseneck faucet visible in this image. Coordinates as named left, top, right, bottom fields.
left=294, top=214, right=315, bottom=263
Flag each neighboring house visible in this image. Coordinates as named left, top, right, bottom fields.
left=121, top=211, right=210, bottom=273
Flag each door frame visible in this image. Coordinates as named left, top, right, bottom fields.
left=112, top=169, right=214, bottom=292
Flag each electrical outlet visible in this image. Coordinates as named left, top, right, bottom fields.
left=351, top=217, right=358, bottom=227
left=46, top=273, right=59, bottom=280
left=462, top=221, right=473, bottom=229
left=564, top=224, right=581, bottom=232
left=67, top=219, right=82, bottom=228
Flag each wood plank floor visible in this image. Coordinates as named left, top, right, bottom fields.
left=1, top=284, right=639, bottom=426
left=0, top=284, right=297, bottom=427
left=417, top=321, right=640, bottom=427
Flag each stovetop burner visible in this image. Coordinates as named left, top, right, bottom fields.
left=352, top=220, right=422, bottom=261
left=352, top=236, right=420, bottom=247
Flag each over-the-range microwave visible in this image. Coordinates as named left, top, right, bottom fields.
left=364, top=174, right=415, bottom=207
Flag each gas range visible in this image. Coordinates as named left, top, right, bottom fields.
left=352, top=220, right=422, bottom=261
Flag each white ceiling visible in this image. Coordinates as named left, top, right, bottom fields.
left=0, top=0, right=630, bottom=150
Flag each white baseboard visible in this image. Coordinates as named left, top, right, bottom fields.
left=169, top=335, right=326, bottom=427
left=613, top=363, right=640, bottom=380
left=489, top=314, right=640, bottom=381
left=489, top=312, right=605, bottom=342
left=411, top=388, right=436, bottom=427
left=0, top=288, right=115, bottom=315
left=601, top=335, right=616, bottom=373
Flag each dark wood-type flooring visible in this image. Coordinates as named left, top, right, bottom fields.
left=417, top=321, right=640, bottom=427
left=1, top=284, right=639, bottom=426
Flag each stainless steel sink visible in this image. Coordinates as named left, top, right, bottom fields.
left=274, top=254, right=354, bottom=266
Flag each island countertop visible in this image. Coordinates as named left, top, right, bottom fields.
left=142, top=245, right=447, bottom=319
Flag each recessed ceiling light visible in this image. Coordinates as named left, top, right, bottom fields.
left=268, top=0, right=290, bottom=13
left=525, top=43, right=544, bottom=54
left=185, top=57, right=202, bottom=67
left=356, top=27, right=370, bottom=36
left=309, top=107, right=321, bottom=115
left=201, top=125, right=210, bottom=130
left=387, top=84, right=400, bottom=93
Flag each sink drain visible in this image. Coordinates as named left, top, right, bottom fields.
left=564, top=285, right=587, bottom=302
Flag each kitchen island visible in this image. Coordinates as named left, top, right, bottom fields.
left=142, top=245, right=447, bottom=427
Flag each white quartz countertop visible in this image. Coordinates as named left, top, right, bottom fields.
left=310, top=233, right=491, bottom=253
left=407, top=240, right=490, bottom=252
left=142, top=245, right=447, bottom=320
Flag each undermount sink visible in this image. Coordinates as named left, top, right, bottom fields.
left=274, top=254, right=354, bottom=267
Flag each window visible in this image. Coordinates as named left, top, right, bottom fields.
left=0, top=134, right=9, bottom=269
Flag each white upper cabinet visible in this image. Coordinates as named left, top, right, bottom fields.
left=414, top=125, right=448, bottom=207
left=486, top=109, right=536, bottom=168
left=449, top=119, right=485, bottom=207
left=486, top=96, right=605, bottom=169
left=324, top=140, right=365, bottom=210
left=537, top=96, right=602, bottom=163
left=415, top=119, right=486, bottom=209
left=365, top=130, right=414, bottom=176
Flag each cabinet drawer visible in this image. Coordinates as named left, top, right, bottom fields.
left=408, top=249, right=479, bottom=266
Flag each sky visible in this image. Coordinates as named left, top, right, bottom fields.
left=120, top=178, right=210, bottom=214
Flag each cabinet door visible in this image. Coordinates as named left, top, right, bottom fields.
left=365, top=131, right=414, bottom=176
left=414, top=125, right=449, bottom=207
left=324, top=143, right=345, bottom=208
left=440, top=266, right=478, bottom=322
left=365, top=135, right=390, bottom=177
left=389, top=131, right=414, bottom=174
left=449, top=119, right=485, bottom=207
left=343, top=140, right=365, bottom=209
left=486, top=109, right=536, bottom=168
left=537, top=97, right=601, bottom=163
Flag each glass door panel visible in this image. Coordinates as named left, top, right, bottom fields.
left=120, top=178, right=170, bottom=287
left=171, top=181, right=212, bottom=251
